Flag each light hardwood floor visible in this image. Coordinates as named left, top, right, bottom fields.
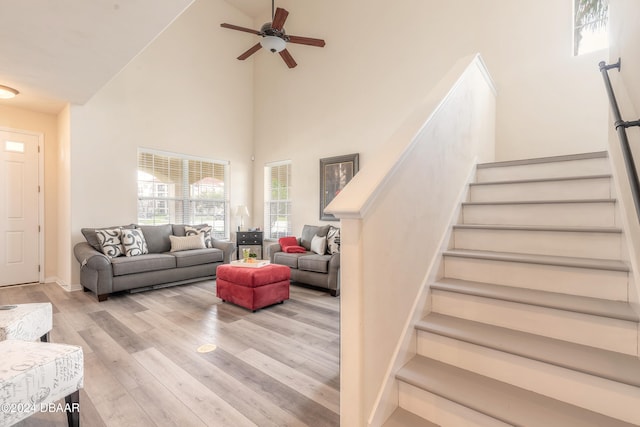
left=1, top=281, right=340, bottom=427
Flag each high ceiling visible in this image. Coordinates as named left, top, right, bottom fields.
left=0, top=0, right=268, bottom=115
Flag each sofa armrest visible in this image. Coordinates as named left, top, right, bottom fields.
left=266, top=242, right=283, bottom=263
left=213, top=239, right=236, bottom=264
left=73, top=242, right=110, bottom=271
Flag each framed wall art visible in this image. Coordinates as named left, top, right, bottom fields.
left=319, top=153, right=359, bottom=221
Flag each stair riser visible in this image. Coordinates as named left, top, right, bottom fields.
left=453, top=229, right=622, bottom=260
left=462, top=202, right=616, bottom=227
left=431, top=291, right=638, bottom=355
left=469, top=177, right=612, bottom=202
left=398, top=382, right=511, bottom=427
left=416, top=332, right=640, bottom=425
left=476, top=158, right=610, bottom=183
left=443, top=256, right=628, bottom=300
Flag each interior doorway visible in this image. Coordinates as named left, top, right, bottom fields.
left=0, top=129, right=42, bottom=286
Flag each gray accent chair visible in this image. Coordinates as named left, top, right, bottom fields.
left=267, top=224, right=340, bottom=296
left=74, top=224, right=235, bottom=301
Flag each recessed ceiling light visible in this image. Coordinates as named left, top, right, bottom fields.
left=197, top=343, right=217, bottom=353
left=0, top=85, right=19, bottom=99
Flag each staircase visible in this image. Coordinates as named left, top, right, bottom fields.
left=382, top=151, right=640, bottom=427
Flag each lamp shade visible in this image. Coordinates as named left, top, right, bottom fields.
left=260, top=35, right=286, bottom=53
left=235, top=205, right=250, bottom=218
left=0, top=85, right=18, bottom=99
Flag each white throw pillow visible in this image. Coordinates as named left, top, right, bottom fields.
left=311, top=234, right=327, bottom=255
left=121, top=228, right=149, bottom=257
left=95, top=228, right=124, bottom=258
left=170, top=234, right=206, bottom=252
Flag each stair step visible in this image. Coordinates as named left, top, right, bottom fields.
left=397, top=355, right=636, bottom=427
left=452, top=224, right=623, bottom=260
left=469, top=174, right=612, bottom=202
left=443, top=249, right=628, bottom=272
left=382, top=408, right=440, bottom=427
left=432, top=278, right=637, bottom=321
left=443, top=249, right=629, bottom=300
left=417, top=313, right=640, bottom=387
left=462, top=199, right=617, bottom=227
left=476, top=152, right=610, bottom=183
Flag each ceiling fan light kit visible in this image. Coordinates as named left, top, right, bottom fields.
left=220, top=1, right=325, bottom=68
left=0, top=85, right=19, bottom=99
left=261, top=35, right=286, bottom=53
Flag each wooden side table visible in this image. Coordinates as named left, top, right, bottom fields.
left=237, top=231, right=263, bottom=260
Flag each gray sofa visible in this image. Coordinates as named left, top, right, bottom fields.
left=74, top=224, right=235, bottom=301
left=267, top=224, right=340, bottom=296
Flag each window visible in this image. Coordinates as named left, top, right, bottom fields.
left=573, top=0, right=609, bottom=56
left=264, top=161, right=292, bottom=240
left=137, top=150, right=229, bottom=238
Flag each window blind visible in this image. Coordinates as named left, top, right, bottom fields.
left=264, top=161, right=292, bottom=239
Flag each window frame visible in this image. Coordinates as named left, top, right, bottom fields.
left=137, top=148, right=230, bottom=238
left=264, top=160, right=292, bottom=240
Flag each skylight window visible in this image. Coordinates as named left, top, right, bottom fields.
left=574, top=0, right=609, bottom=56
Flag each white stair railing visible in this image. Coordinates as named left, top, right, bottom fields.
left=326, top=53, right=497, bottom=427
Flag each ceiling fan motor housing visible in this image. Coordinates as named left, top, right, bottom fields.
left=260, top=22, right=289, bottom=41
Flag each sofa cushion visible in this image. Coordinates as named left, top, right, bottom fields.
left=170, top=234, right=206, bottom=252
left=121, top=228, right=149, bottom=257
left=273, top=251, right=311, bottom=269
left=138, top=224, right=173, bottom=253
left=298, top=254, right=331, bottom=274
left=82, top=224, right=135, bottom=251
left=185, top=225, right=214, bottom=248
left=111, top=253, right=176, bottom=276
left=172, top=223, right=208, bottom=237
left=300, top=225, right=330, bottom=251
left=172, top=248, right=223, bottom=268
left=95, top=228, right=124, bottom=258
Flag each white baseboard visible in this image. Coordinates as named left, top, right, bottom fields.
left=46, top=277, right=82, bottom=292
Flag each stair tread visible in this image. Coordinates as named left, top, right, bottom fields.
left=453, top=224, right=622, bottom=234
left=397, top=355, right=636, bottom=427
left=443, top=248, right=629, bottom=272
left=470, top=173, right=612, bottom=186
left=417, top=312, right=640, bottom=386
left=432, top=278, right=638, bottom=321
left=462, top=198, right=616, bottom=206
left=477, top=151, right=608, bottom=168
left=382, top=408, right=440, bottom=427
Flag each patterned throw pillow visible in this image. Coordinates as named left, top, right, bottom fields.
left=95, top=228, right=124, bottom=258
left=121, top=228, right=149, bottom=257
left=327, top=226, right=340, bottom=255
left=170, top=234, right=206, bottom=252
left=184, top=225, right=213, bottom=248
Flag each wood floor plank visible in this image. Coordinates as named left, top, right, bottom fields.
left=142, top=327, right=309, bottom=427
left=237, top=348, right=340, bottom=413
left=0, top=282, right=340, bottom=427
left=133, top=347, right=257, bottom=427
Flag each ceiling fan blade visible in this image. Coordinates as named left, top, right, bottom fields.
left=237, top=43, right=262, bottom=60
left=287, top=35, right=326, bottom=47
left=279, top=49, right=297, bottom=68
left=220, top=23, right=261, bottom=35
left=271, top=7, right=289, bottom=31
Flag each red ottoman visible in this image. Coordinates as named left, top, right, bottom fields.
left=216, top=264, right=290, bottom=311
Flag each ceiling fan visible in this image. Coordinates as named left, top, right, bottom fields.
left=220, top=0, right=325, bottom=68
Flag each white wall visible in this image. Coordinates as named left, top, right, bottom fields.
left=606, top=0, right=640, bottom=311
left=252, top=0, right=609, bottom=232
left=67, top=0, right=255, bottom=284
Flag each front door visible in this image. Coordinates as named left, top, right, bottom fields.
left=0, top=130, right=40, bottom=286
